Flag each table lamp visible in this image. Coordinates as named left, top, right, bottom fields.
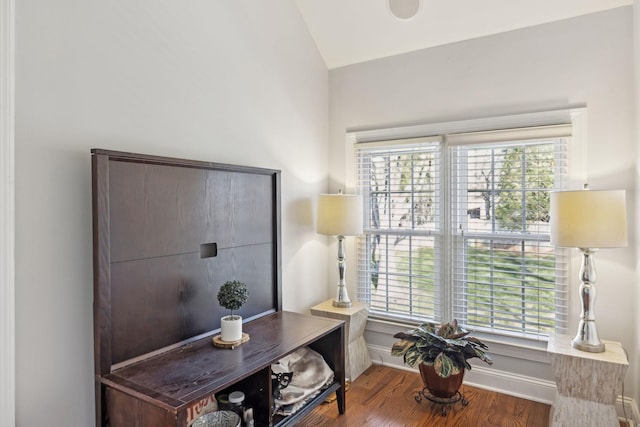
left=550, top=185, right=627, bottom=352
left=317, top=191, right=363, bottom=308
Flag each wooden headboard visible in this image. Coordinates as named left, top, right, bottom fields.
left=92, top=149, right=282, bottom=375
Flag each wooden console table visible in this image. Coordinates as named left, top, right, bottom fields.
left=99, top=311, right=345, bottom=427
left=547, top=334, right=628, bottom=427
left=91, top=151, right=345, bottom=426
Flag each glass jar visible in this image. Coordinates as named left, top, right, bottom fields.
left=228, top=391, right=245, bottom=424
left=216, top=393, right=231, bottom=411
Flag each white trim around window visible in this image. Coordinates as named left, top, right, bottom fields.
left=344, top=107, right=587, bottom=348
left=0, top=0, right=16, bottom=425
left=346, top=107, right=588, bottom=190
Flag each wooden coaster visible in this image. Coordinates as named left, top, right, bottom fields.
left=212, top=333, right=250, bottom=349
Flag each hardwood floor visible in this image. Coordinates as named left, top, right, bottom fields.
left=303, top=364, right=551, bottom=427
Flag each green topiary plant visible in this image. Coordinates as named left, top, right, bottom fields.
left=217, top=280, right=249, bottom=320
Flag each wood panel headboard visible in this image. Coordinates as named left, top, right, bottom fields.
left=91, top=149, right=282, bottom=375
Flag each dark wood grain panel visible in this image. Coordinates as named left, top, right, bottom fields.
left=110, top=244, right=275, bottom=364
left=91, top=149, right=301, bottom=426
left=93, top=154, right=113, bottom=377
left=106, top=312, right=343, bottom=403
left=107, top=387, right=174, bottom=427
left=204, top=170, right=274, bottom=250
left=307, top=326, right=346, bottom=414
left=108, top=161, right=207, bottom=263
left=92, top=149, right=282, bottom=369
left=211, top=369, right=272, bottom=426
left=92, top=153, right=113, bottom=427
left=99, top=313, right=345, bottom=427
left=109, top=161, right=274, bottom=263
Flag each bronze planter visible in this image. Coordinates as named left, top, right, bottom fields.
left=419, top=363, right=464, bottom=398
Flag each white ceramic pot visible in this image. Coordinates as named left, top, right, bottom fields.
left=220, top=315, right=243, bottom=342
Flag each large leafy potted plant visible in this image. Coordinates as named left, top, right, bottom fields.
left=217, top=280, right=249, bottom=342
left=391, top=320, right=492, bottom=398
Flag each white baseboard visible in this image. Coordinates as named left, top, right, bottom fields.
left=368, top=343, right=639, bottom=426
left=617, top=394, right=640, bottom=427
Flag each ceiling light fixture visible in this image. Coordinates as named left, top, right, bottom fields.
left=387, top=0, right=421, bottom=20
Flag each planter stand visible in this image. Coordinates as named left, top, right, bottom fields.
left=414, top=388, right=468, bottom=416
left=415, top=364, right=468, bottom=416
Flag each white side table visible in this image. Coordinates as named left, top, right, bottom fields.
left=310, top=299, right=372, bottom=381
left=547, top=334, right=628, bottom=427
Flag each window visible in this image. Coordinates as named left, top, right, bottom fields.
left=355, top=124, right=571, bottom=339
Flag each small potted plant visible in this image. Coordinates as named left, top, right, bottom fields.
left=391, top=319, right=492, bottom=398
left=217, top=280, right=249, bottom=342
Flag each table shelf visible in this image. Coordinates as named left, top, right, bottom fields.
left=99, top=312, right=346, bottom=427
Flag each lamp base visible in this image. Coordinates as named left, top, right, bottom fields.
left=571, top=320, right=605, bottom=353
left=571, top=338, right=605, bottom=353
left=570, top=249, right=605, bottom=353
left=333, top=235, right=353, bottom=309
left=332, top=299, right=352, bottom=308
left=333, top=283, right=352, bottom=308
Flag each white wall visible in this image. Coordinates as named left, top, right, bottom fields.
left=634, top=0, right=640, bottom=413
left=329, top=5, right=638, bottom=407
left=13, top=2, right=639, bottom=425
left=15, top=1, right=329, bottom=426
left=0, top=0, right=15, bottom=426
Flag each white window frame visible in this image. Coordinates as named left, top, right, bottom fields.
left=344, top=108, right=587, bottom=346
left=448, top=133, right=570, bottom=338
left=355, top=136, right=443, bottom=323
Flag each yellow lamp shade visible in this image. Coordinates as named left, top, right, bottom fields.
left=317, top=193, right=363, bottom=236
left=550, top=189, right=627, bottom=248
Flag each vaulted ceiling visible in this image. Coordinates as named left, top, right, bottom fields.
left=294, top=0, right=633, bottom=69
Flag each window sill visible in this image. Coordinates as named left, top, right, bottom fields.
left=365, top=316, right=551, bottom=364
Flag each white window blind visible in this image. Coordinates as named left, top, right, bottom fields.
left=355, top=125, right=570, bottom=338
left=355, top=137, right=443, bottom=323
left=450, top=136, right=569, bottom=337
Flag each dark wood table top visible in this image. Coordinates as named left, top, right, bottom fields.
left=100, top=311, right=344, bottom=410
